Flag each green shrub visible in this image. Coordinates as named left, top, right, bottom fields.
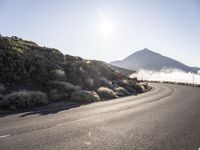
left=114, top=87, right=129, bottom=96
left=48, top=81, right=81, bottom=92
left=0, top=84, right=5, bottom=94
left=0, top=94, right=4, bottom=107
left=98, top=78, right=112, bottom=88
left=48, top=89, right=70, bottom=102
left=116, top=79, right=133, bottom=87
left=84, top=78, right=95, bottom=88
left=97, top=87, right=118, bottom=99
left=1, top=91, right=48, bottom=110
left=48, top=81, right=80, bottom=102
left=0, top=94, right=3, bottom=101
left=123, top=86, right=137, bottom=93
left=71, top=90, right=100, bottom=103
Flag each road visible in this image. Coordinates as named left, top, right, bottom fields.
left=0, top=83, right=200, bottom=150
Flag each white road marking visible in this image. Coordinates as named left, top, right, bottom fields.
left=0, top=135, right=11, bottom=139
left=56, top=113, right=108, bottom=126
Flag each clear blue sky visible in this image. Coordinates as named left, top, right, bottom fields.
left=0, top=0, right=200, bottom=67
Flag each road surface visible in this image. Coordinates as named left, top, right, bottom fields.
left=0, top=83, right=200, bottom=150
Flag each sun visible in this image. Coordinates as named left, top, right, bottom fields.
left=97, top=12, right=116, bottom=38
left=100, top=19, right=115, bottom=37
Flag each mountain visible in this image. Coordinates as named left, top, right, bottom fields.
left=110, top=48, right=200, bottom=73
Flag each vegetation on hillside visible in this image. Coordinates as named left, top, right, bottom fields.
left=0, top=35, right=150, bottom=110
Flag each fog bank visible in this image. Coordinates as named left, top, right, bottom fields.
left=130, top=69, right=200, bottom=84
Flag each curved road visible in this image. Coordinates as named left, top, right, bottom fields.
left=0, top=83, right=200, bottom=150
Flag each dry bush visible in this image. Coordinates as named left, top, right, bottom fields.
left=48, top=81, right=80, bottom=102
left=114, top=87, right=129, bottom=96
left=48, top=89, right=70, bottom=102
left=98, top=78, right=112, bottom=89
left=71, top=90, right=100, bottom=103
left=48, top=81, right=81, bottom=92
left=97, top=87, right=118, bottom=99
left=1, top=90, right=48, bottom=110
left=123, top=86, right=137, bottom=93
left=139, top=82, right=149, bottom=89
left=0, top=94, right=3, bottom=101
left=52, top=69, right=66, bottom=80
left=0, top=84, right=5, bottom=94
left=137, top=84, right=146, bottom=93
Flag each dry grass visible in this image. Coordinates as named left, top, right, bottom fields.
left=97, top=87, right=118, bottom=99
left=1, top=90, right=48, bottom=110
left=114, top=87, right=129, bottom=96
left=48, top=81, right=81, bottom=92
left=71, top=90, right=100, bottom=103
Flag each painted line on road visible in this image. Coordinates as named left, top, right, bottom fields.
left=0, top=135, right=11, bottom=139
left=56, top=113, right=110, bottom=126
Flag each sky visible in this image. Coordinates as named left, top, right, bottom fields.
left=0, top=0, right=200, bottom=67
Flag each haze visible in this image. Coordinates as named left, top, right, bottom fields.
left=0, top=0, right=200, bottom=66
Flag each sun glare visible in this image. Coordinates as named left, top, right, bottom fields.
left=97, top=12, right=116, bottom=38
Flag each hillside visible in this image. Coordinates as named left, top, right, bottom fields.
left=0, top=35, right=149, bottom=110
left=107, top=64, right=136, bottom=76
left=110, top=48, right=200, bottom=73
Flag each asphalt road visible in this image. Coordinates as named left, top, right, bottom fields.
left=0, top=83, right=200, bottom=150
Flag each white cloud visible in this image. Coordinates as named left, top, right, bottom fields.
left=130, top=68, right=200, bottom=84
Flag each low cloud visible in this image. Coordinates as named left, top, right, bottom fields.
left=130, top=68, right=200, bottom=84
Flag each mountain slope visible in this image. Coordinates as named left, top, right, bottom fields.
left=0, top=35, right=149, bottom=110
left=110, top=48, right=200, bottom=73
left=107, top=64, right=136, bottom=76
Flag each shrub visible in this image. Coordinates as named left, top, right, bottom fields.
left=98, top=78, right=112, bottom=88
left=71, top=90, right=100, bottom=103
left=136, top=84, right=146, bottom=93
left=195, top=84, right=200, bottom=87
left=124, top=86, right=137, bottom=93
left=0, top=84, right=5, bottom=94
left=139, top=82, right=149, bottom=89
left=1, top=90, right=48, bottom=110
left=129, top=82, right=147, bottom=93
left=0, top=94, right=3, bottom=101
left=84, top=78, right=95, bottom=88
left=48, top=89, right=70, bottom=102
left=97, top=87, right=118, bottom=99
left=116, top=79, right=129, bottom=87
left=48, top=81, right=81, bottom=92
left=52, top=69, right=66, bottom=80
left=48, top=81, right=80, bottom=102
left=114, top=87, right=129, bottom=96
